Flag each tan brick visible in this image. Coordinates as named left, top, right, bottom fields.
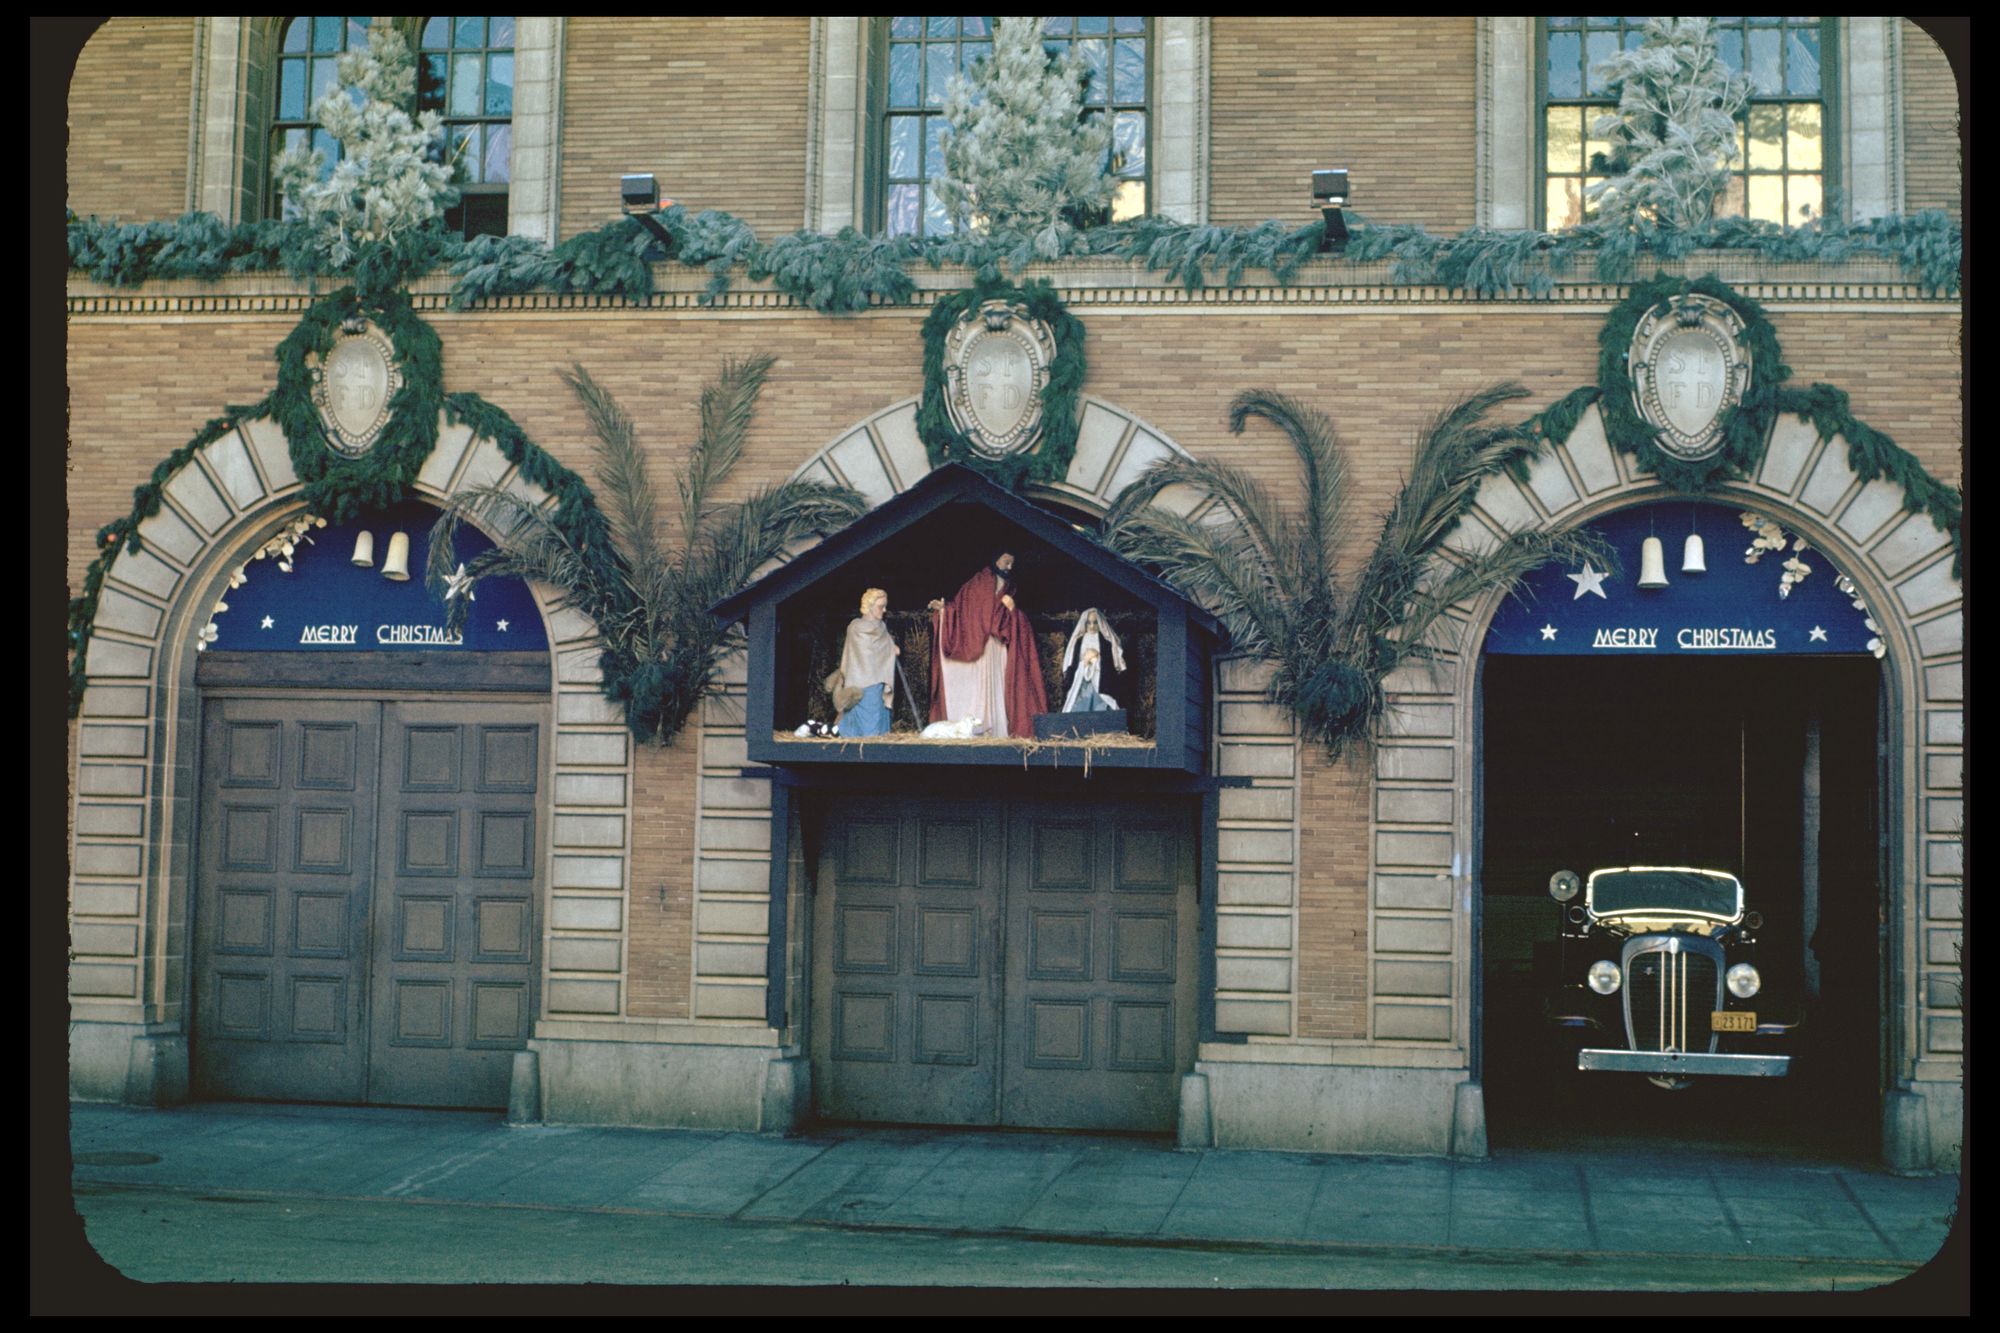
left=68, top=19, right=194, bottom=222
left=559, top=18, right=809, bottom=241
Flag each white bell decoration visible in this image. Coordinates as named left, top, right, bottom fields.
left=382, top=531, right=411, bottom=582
left=1638, top=535, right=1669, bottom=589
left=351, top=530, right=375, bottom=568
left=1681, top=532, right=1707, bottom=574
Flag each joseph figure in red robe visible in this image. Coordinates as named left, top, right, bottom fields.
left=927, top=551, right=1046, bottom=738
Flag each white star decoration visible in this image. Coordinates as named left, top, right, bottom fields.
left=442, top=563, right=477, bottom=603
left=1540, top=624, right=1559, bottom=641
left=1567, top=562, right=1610, bottom=600
left=496, top=619, right=509, bottom=633
left=1809, top=626, right=1828, bottom=642
left=260, top=615, right=274, bottom=630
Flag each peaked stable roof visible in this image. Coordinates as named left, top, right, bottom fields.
left=709, top=462, right=1225, bottom=641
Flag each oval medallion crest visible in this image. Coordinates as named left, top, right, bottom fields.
left=943, top=301, right=1058, bottom=459
left=1628, top=294, right=1752, bottom=463
left=310, top=321, right=402, bottom=458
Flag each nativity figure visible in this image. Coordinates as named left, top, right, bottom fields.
left=823, top=587, right=898, bottom=737
left=928, top=551, right=1045, bottom=739
left=1060, top=607, right=1125, bottom=713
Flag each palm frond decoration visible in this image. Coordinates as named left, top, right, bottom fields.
left=428, top=358, right=866, bottom=744
left=1105, top=382, right=1610, bottom=756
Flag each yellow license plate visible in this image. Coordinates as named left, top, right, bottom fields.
left=1711, top=1011, right=1755, bottom=1033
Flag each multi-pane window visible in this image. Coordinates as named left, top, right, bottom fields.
left=878, top=16, right=1150, bottom=239
left=1540, top=17, right=1831, bottom=230
left=418, top=16, right=514, bottom=239
left=271, top=16, right=372, bottom=218
left=269, top=15, right=513, bottom=239
left=1041, top=17, right=1151, bottom=225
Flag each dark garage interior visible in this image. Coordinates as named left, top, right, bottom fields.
left=1477, top=654, right=1884, bottom=1158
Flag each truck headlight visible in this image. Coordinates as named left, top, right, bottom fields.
left=1726, top=963, right=1761, bottom=999
left=1549, top=870, right=1582, bottom=903
left=1587, top=960, right=1621, bottom=995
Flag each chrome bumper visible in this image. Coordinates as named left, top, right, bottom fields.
left=1578, top=1049, right=1791, bottom=1077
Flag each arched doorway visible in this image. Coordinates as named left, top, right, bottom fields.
left=1403, top=400, right=1963, bottom=1168
left=68, top=417, right=639, bottom=1111
left=1473, top=501, right=1886, bottom=1154
left=186, top=499, right=553, bottom=1108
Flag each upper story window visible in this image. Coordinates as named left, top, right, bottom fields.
left=1540, top=17, right=1832, bottom=230
left=875, top=16, right=1151, bottom=239
left=268, top=15, right=513, bottom=240
left=272, top=16, right=372, bottom=218
left=418, top=15, right=515, bottom=240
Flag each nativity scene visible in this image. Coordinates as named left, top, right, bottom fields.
left=708, top=463, right=1222, bottom=773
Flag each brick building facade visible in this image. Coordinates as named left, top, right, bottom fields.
left=64, top=18, right=1962, bottom=1167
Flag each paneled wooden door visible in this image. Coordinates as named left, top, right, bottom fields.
left=811, top=796, right=1195, bottom=1132
left=192, top=695, right=543, bottom=1108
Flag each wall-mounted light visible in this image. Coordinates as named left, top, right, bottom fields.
left=1638, top=535, right=1669, bottom=589
left=382, top=531, right=411, bottom=581
left=1312, top=169, right=1350, bottom=253
left=622, top=173, right=676, bottom=257
left=351, top=530, right=375, bottom=568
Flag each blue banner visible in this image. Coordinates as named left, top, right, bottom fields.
left=206, top=499, right=549, bottom=652
left=1484, top=501, right=1879, bottom=656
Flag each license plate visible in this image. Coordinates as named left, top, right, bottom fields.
left=1711, top=1010, right=1755, bottom=1033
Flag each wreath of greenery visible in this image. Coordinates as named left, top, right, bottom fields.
left=917, top=279, right=1086, bottom=490
left=272, top=289, right=442, bottom=519
left=67, top=288, right=615, bottom=717
left=1529, top=273, right=1961, bottom=577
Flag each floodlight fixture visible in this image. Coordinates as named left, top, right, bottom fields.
left=1312, top=169, right=1350, bottom=253
left=622, top=173, right=676, bottom=256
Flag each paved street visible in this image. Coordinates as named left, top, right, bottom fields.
left=56, top=1101, right=1962, bottom=1298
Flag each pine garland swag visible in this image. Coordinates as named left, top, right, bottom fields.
left=1534, top=273, right=1961, bottom=578
left=68, top=290, right=623, bottom=717
left=918, top=279, right=1086, bottom=490
left=72, top=203, right=1962, bottom=309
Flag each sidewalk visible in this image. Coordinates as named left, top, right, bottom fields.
left=68, top=1101, right=1958, bottom=1284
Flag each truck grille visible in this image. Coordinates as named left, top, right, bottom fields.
left=1621, top=937, right=1722, bottom=1054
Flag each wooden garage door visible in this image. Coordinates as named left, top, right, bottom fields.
left=192, top=696, right=542, bottom=1108
left=811, top=796, right=1196, bottom=1132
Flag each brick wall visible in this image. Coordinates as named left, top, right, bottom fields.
left=68, top=291, right=1963, bottom=1037
left=1903, top=20, right=1963, bottom=219
left=1209, top=18, right=1478, bottom=233
left=1295, top=746, right=1373, bottom=1039
left=558, top=18, right=810, bottom=241
left=624, top=730, right=697, bottom=1018
left=67, top=19, right=194, bottom=222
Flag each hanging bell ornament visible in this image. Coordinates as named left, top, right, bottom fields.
left=382, top=531, right=411, bottom=581
left=1681, top=532, right=1707, bottom=575
left=1638, top=535, right=1669, bottom=589
left=351, top=530, right=376, bottom=568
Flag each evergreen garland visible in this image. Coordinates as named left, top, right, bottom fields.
left=68, top=289, right=618, bottom=717
left=71, top=203, right=1963, bottom=308
left=1533, top=273, right=1961, bottom=578
left=917, top=279, right=1086, bottom=490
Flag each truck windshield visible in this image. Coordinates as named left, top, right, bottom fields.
left=1589, top=869, right=1740, bottom=920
